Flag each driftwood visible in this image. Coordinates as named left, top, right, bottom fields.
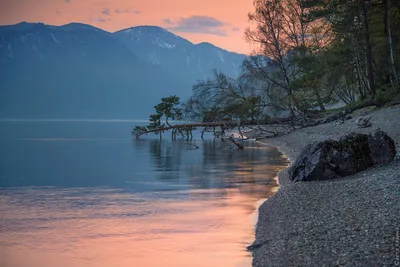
left=226, top=136, right=244, bottom=150
left=317, top=101, right=375, bottom=125
left=133, top=121, right=259, bottom=138
left=133, top=121, right=255, bottom=150
left=133, top=101, right=379, bottom=146
left=357, top=116, right=372, bottom=128
left=248, top=101, right=378, bottom=139
left=390, top=100, right=400, bottom=106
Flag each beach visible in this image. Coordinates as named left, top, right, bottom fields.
left=251, top=105, right=400, bottom=266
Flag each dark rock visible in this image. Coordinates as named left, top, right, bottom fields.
left=368, top=130, right=398, bottom=164
left=357, top=116, right=372, bottom=128
left=288, top=131, right=396, bottom=182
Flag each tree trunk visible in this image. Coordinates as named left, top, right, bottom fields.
left=313, top=87, right=326, bottom=111
left=360, top=0, right=376, bottom=99
left=354, top=50, right=367, bottom=100
left=227, top=136, right=244, bottom=150
left=385, top=0, right=400, bottom=92
left=383, top=0, right=391, bottom=85
left=134, top=121, right=247, bottom=138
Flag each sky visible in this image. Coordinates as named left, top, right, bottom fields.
left=0, top=0, right=257, bottom=54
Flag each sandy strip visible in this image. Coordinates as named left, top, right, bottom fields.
left=251, top=105, right=400, bottom=267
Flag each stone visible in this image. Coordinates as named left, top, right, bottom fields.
left=395, top=151, right=400, bottom=161
left=288, top=131, right=396, bottom=182
left=357, top=116, right=372, bottom=128
left=368, top=130, right=398, bottom=165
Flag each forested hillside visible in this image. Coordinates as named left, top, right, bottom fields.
left=182, top=0, right=400, bottom=123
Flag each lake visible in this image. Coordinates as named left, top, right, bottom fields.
left=0, top=120, right=288, bottom=267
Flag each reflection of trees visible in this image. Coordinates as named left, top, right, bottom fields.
left=132, top=137, right=289, bottom=199
left=185, top=140, right=289, bottom=198
left=149, top=139, right=184, bottom=180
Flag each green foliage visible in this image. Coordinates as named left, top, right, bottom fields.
left=152, top=0, right=400, bottom=126
left=375, top=88, right=394, bottom=106
left=149, top=113, right=163, bottom=131
left=134, top=95, right=182, bottom=138
left=133, top=125, right=147, bottom=135
left=154, top=95, right=182, bottom=125
left=376, top=89, right=386, bottom=106
left=202, top=107, right=223, bottom=122
left=301, top=0, right=400, bottom=98
left=185, top=69, right=267, bottom=123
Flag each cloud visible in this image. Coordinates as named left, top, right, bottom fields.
left=115, top=8, right=141, bottom=14
left=164, top=18, right=172, bottom=24
left=64, top=0, right=71, bottom=3
left=232, top=27, right=240, bottom=32
left=101, top=8, right=110, bottom=15
left=95, top=18, right=107, bottom=23
left=91, top=17, right=110, bottom=23
left=163, top=16, right=229, bottom=36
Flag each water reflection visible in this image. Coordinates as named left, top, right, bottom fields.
left=138, top=138, right=287, bottom=199
left=1, top=186, right=270, bottom=267
left=0, top=122, right=289, bottom=267
left=149, top=139, right=183, bottom=180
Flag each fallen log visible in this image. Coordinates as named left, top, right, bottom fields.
left=319, top=101, right=375, bottom=124
left=132, top=121, right=257, bottom=139
left=390, top=100, right=400, bottom=106
left=227, top=136, right=244, bottom=150
left=133, top=121, right=248, bottom=149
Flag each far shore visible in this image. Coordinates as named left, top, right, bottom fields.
left=250, top=105, right=400, bottom=267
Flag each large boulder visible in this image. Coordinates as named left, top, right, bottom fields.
left=288, top=131, right=396, bottom=182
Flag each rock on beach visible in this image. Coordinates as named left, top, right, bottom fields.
left=252, top=106, right=400, bottom=267
left=288, top=131, right=396, bottom=182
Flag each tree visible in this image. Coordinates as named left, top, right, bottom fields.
left=241, top=55, right=295, bottom=115
left=183, top=70, right=265, bottom=123
left=301, top=0, right=400, bottom=101
left=244, top=0, right=338, bottom=114
left=135, top=0, right=400, bottom=143
left=154, top=95, right=182, bottom=127
left=359, top=0, right=376, bottom=99
left=133, top=95, right=183, bottom=139
left=384, top=0, right=400, bottom=92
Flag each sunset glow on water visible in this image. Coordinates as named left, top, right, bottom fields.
left=0, top=121, right=288, bottom=267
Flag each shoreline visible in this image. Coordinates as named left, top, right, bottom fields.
left=256, top=141, right=293, bottom=186
left=251, top=105, right=400, bottom=266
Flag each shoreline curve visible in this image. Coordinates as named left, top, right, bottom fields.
left=250, top=106, right=400, bottom=267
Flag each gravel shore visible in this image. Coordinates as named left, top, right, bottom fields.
left=252, top=105, right=400, bottom=267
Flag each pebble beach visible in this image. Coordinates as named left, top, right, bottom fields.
left=252, top=105, right=400, bottom=267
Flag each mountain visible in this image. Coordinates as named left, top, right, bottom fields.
left=113, top=26, right=245, bottom=81
left=0, top=22, right=246, bottom=119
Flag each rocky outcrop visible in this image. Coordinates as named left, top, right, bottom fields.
left=288, top=131, right=396, bottom=182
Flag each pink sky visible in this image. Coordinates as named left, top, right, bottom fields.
left=0, top=0, right=256, bottom=54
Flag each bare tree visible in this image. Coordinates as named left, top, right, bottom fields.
left=245, top=0, right=316, bottom=114
left=184, top=69, right=265, bottom=122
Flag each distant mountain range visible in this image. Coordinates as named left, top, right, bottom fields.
left=0, top=22, right=246, bottom=119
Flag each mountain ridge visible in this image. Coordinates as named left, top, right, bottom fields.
left=0, top=22, right=246, bottom=119
left=0, top=22, right=244, bottom=54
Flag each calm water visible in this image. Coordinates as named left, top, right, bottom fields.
left=0, top=120, right=288, bottom=267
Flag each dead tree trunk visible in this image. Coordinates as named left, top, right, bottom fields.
left=227, top=136, right=244, bottom=150
left=133, top=121, right=246, bottom=139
